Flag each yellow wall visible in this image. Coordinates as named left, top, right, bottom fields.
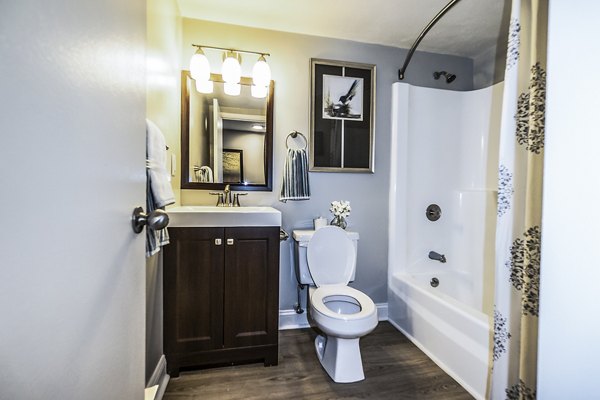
left=145, top=0, right=181, bottom=384
left=147, top=0, right=182, bottom=206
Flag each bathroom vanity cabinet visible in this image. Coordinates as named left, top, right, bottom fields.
left=163, top=226, right=280, bottom=377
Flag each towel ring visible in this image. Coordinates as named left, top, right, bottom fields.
left=286, top=130, right=307, bottom=150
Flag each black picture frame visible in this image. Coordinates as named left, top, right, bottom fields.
left=310, top=58, right=375, bottom=173
left=222, top=149, right=244, bottom=183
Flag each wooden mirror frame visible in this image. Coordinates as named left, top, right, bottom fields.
left=180, top=71, right=274, bottom=191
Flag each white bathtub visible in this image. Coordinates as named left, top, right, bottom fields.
left=406, top=269, right=476, bottom=308
left=388, top=272, right=490, bottom=400
left=388, top=82, right=502, bottom=399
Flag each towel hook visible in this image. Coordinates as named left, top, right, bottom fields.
left=286, top=130, right=307, bottom=150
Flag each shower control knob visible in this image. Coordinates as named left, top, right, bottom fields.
left=426, top=204, right=442, bottom=221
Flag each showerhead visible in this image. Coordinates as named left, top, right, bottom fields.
left=433, top=71, right=456, bottom=84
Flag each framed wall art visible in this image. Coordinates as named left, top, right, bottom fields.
left=222, top=149, right=244, bottom=183
left=310, top=58, right=375, bottom=172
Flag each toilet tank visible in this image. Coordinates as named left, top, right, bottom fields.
left=292, top=229, right=360, bottom=285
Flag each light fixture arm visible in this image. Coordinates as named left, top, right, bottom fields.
left=192, top=44, right=270, bottom=58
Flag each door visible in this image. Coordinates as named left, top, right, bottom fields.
left=163, top=228, right=225, bottom=359
left=0, top=2, right=147, bottom=399
left=223, top=227, right=280, bottom=348
left=211, top=98, right=224, bottom=182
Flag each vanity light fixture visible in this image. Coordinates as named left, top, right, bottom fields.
left=190, top=44, right=271, bottom=98
left=252, top=124, right=264, bottom=130
left=190, top=48, right=210, bottom=81
left=190, top=47, right=212, bottom=93
left=251, top=84, right=268, bottom=99
left=221, top=51, right=242, bottom=85
left=224, top=82, right=241, bottom=96
left=251, top=54, right=271, bottom=99
left=195, top=79, right=213, bottom=94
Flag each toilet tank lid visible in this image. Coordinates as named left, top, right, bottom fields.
left=292, top=229, right=359, bottom=243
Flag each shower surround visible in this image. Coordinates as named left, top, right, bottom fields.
left=388, top=82, right=503, bottom=399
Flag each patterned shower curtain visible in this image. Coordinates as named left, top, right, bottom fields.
left=491, top=0, right=547, bottom=399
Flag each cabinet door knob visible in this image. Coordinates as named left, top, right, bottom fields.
left=215, top=238, right=222, bottom=245
left=226, top=238, right=234, bottom=245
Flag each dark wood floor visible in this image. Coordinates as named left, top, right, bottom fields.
left=162, top=322, right=473, bottom=400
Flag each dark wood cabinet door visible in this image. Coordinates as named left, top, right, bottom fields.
left=164, top=227, right=225, bottom=355
left=223, top=227, right=279, bottom=349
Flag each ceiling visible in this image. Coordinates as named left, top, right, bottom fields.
left=177, top=0, right=510, bottom=59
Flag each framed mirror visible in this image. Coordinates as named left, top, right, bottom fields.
left=181, top=71, right=274, bottom=191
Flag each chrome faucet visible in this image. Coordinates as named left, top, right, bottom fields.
left=210, top=184, right=247, bottom=207
left=428, top=251, right=447, bottom=263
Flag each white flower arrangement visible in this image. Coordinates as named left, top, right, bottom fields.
left=330, top=200, right=351, bottom=219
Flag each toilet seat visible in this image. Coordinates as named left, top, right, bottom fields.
left=307, top=226, right=356, bottom=286
left=311, top=285, right=376, bottom=321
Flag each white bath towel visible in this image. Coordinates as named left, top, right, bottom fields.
left=146, top=119, right=175, bottom=208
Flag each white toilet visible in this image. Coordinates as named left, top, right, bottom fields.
left=293, top=226, right=378, bottom=383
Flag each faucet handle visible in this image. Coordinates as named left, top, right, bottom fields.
left=209, top=192, right=225, bottom=206
left=232, top=193, right=248, bottom=207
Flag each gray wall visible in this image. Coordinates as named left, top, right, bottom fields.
left=180, top=20, right=474, bottom=310
left=145, top=255, right=164, bottom=382
left=223, top=130, right=266, bottom=184
left=473, top=0, right=511, bottom=89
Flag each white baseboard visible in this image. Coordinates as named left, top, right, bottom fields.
left=146, top=355, right=170, bottom=400
left=376, top=302, right=388, bottom=321
left=279, top=302, right=388, bottom=330
left=279, top=308, right=310, bottom=330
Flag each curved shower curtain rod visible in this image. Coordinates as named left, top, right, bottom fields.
left=398, top=0, right=463, bottom=80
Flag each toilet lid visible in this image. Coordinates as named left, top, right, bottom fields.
left=307, top=226, right=355, bottom=286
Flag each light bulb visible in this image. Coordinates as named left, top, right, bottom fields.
left=251, top=84, right=267, bottom=98
left=189, top=48, right=210, bottom=81
left=195, top=79, right=213, bottom=94
left=221, top=51, right=241, bottom=84
left=252, top=55, right=271, bottom=87
left=224, top=82, right=241, bottom=96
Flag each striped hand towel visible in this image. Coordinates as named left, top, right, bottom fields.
left=280, top=148, right=310, bottom=202
left=146, top=174, right=170, bottom=257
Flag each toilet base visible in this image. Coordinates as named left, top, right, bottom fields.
left=314, top=334, right=365, bottom=383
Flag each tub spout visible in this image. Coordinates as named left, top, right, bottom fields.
left=428, top=251, right=446, bottom=263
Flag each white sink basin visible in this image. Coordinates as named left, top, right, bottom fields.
left=166, top=206, right=281, bottom=227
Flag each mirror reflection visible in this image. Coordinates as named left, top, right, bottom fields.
left=181, top=71, right=274, bottom=191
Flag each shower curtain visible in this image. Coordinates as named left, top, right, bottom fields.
left=491, top=0, right=547, bottom=399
